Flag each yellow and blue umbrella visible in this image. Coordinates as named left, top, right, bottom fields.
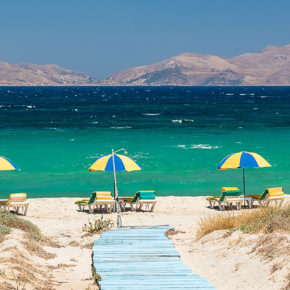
left=89, top=149, right=142, bottom=227
left=89, top=153, right=142, bottom=173
left=217, top=151, right=271, bottom=196
left=0, top=156, right=19, bottom=171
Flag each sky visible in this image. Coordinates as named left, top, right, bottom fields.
left=1, top=0, right=290, bottom=78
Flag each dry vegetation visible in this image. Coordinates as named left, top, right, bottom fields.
left=0, top=209, right=42, bottom=242
left=0, top=209, right=57, bottom=288
left=197, top=204, right=290, bottom=240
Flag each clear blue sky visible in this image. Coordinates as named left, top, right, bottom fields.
left=1, top=0, right=289, bottom=77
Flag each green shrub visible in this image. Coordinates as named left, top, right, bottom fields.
left=82, top=215, right=114, bottom=234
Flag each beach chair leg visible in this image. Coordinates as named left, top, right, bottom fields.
left=237, top=202, right=241, bottom=210
left=279, top=198, right=284, bottom=207
left=151, top=202, right=156, bottom=212
left=209, top=201, right=214, bottom=209
left=88, top=205, right=93, bottom=214
left=247, top=199, right=253, bottom=209
left=24, top=205, right=28, bottom=215
left=218, top=203, right=224, bottom=211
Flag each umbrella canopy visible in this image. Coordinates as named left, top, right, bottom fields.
left=0, top=156, right=19, bottom=171
left=217, top=151, right=271, bottom=170
left=89, top=154, right=142, bottom=172
left=217, top=151, right=271, bottom=196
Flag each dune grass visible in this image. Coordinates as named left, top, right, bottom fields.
left=0, top=224, right=11, bottom=242
left=0, top=209, right=42, bottom=242
left=197, top=204, right=290, bottom=240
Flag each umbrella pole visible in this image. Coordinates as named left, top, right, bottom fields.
left=112, top=149, right=118, bottom=200
left=112, top=149, right=122, bottom=228
left=243, top=168, right=246, bottom=197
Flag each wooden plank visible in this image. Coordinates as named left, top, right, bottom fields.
left=93, top=225, right=215, bottom=289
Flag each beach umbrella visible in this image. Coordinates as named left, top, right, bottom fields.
left=0, top=156, right=19, bottom=171
left=89, top=149, right=142, bottom=227
left=0, top=156, right=19, bottom=196
left=217, top=151, right=271, bottom=197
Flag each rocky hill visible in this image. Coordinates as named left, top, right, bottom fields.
left=0, top=62, right=98, bottom=86
left=104, top=44, right=290, bottom=86
left=1, top=44, right=290, bottom=86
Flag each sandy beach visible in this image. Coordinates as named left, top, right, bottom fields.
left=0, top=196, right=289, bottom=290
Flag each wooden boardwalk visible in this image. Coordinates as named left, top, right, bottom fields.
left=93, top=225, right=215, bottom=289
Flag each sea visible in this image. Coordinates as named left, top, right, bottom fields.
left=0, top=86, right=289, bottom=198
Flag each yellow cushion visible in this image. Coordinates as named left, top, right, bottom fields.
left=222, top=187, right=239, bottom=192
left=267, top=187, right=284, bottom=197
left=94, top=191, right=113, bottom=200
left=75, top=199, right=89, bottom=204
left=268, top=192, right=284, bottom=197
left=206, top=196, right=220, bottom=201
left=268, top=187, right=283, bottom=193
left=95, top=196, right=113, bottom=200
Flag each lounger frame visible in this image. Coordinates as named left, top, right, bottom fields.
left=208, top=196, right=244, bottom=211
left=76, top=191, right=114, bottom=214
left=0, top=193, right=29, bottom=215
left=246, top=187, right=286, bottom=208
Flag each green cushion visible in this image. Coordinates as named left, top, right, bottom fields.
left=219, top=190, right=241, bottom=202
left=138, top=191, right=156, bottom=200
left=224, top=190, right=241, bottom=195
left=75, top=192, right=96, bottom=204
left=131, top=191, right=156, bottom=202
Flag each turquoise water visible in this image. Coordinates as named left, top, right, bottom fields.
left=0, top=86, right=289, bottom=198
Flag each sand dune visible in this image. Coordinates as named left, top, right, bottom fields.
left=0, top=196, right=289, bottom=289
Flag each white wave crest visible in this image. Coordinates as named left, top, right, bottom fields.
left=143, top=113, right=161, bottom=116
left=110, top=126, right=132, bottom=129
left=190, top=144, right=220, bottom=150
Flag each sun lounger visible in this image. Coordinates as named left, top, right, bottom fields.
left=0, top=193, right=29, bottom=215
left=92, top=191, right=115, bottom=213
left=246, top=187, right=286, bottom=208
left=120, top=190, right=157, bottom=212
left=206, top=187, right=243, bottom=211
left=75, top=191, right=114, bottom=213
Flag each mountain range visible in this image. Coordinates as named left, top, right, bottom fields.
left=1, top=44, right=290, bottom=86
